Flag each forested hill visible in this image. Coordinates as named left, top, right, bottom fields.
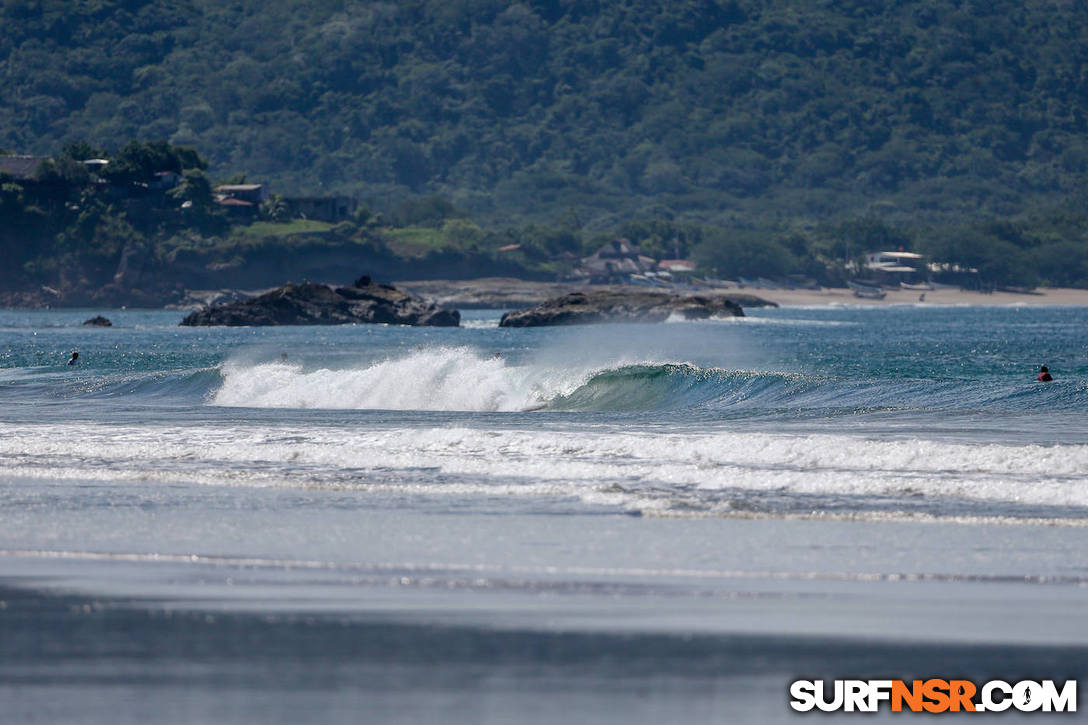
left=3, top=0, right=1088, bottom=227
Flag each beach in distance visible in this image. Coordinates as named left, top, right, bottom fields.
left=729, top=285, right=1088, bottom=308
left=395, top=277, right=1088, bottom=311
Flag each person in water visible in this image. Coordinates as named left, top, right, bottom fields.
left=1037, top=365, right=1053, bottom=382
left=66, top=351, right=79, bottom=366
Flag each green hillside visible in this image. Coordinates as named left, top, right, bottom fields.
left=5, top=0, right=1088, bottom=299
left=4, top=0, right=1088, bottom=228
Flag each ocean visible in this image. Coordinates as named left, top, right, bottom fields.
left=2, top=304, right=1087, bottom=722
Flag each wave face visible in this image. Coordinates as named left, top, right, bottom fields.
left=209, top=350, right=1088, bottom=419
left=543, top=364, right=814, bottom=412
left=543, top=365, right=1088, bottom=420
left=210, top=353, right=828, bottom=414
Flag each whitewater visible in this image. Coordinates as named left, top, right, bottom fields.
left=3, top=305, right=1087, bottom=723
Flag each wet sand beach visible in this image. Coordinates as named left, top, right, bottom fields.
left=395, top=278, right=1088, bottom=311
left=742, top=286, right=1088, bottom=308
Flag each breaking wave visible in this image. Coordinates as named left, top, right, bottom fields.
left=209, top=348, right=1088, bottom=415
left=8, top=346, right=1083, bottom=417
left=210, top=350, right=824, bottom=413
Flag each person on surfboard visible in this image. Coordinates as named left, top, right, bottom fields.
left=1037, top=365, right=1053, bottom=382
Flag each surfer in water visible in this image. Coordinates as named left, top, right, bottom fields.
left=1037, top=365, right=1053, bottom=382
left=66, top=351, right=79, bottom=366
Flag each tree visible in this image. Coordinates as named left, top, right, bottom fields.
left=392, top=195, right=467, bottom=227
left=169, top=169, right=214, bottom=210
left=694, top=229, right=800, bottom=279
left=260, top=194, right=289, bottom=222
left=58, top=141, right=105, bottom=162
left=170, top=168, right=225, bottom=234
left=101, top=140, right=208, bottom=186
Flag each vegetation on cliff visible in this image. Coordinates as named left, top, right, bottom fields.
left=4, top=2, right=1088, bottom=296
left=4, top=138, right=1088, bottom=301
left=4, top=0, right=1088, bottom=226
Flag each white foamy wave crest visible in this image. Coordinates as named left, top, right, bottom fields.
left=212, top=348, right=576, bottom=412
left=3, top=424, right=1088, bottom=519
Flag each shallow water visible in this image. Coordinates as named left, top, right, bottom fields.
left=2, top=305, right=1087, bottom=722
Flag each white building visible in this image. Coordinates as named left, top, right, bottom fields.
left=864, top=250, right=925, bottom=284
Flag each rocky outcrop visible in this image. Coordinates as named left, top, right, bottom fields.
left=82, top=315, right=112, bottom=326
left=498, top=290, right=744, bottom=327
left=179, top=276, right=460, bottom=327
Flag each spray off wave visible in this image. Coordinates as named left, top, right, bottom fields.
left=213, top=348, right=573, bottom=412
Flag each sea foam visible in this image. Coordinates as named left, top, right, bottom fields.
left=2, top=422, right=1087, bottom=519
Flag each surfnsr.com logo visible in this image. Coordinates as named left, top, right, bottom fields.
left=789, top=679, right=1077, bottom=713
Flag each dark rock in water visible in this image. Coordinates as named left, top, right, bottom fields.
left=82, top=315, right=112, bottom=327
left=498, top=290, right=743, bottom=327
left=179, top=278, right=460, bottom=327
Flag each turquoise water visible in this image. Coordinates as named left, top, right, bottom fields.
left=2, top=305, right=1087, bottom=520
left=3, top=305, right=1087, bottom=723
left=4, top=305, right=1087, bottom=428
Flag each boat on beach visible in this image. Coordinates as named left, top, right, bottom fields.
left=899, top=281, right=934, bottom=291
left=847, top=280, right=887, bottom=299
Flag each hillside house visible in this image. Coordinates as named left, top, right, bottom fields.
left=215, top=184, right=269, bottom=205
left=576, top=239, right=657, bottom=283
left=215, top=184, right=269, bottom=220
left=0, top=155, right=50, bottom=182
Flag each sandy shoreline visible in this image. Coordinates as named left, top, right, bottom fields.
left=746, top=285, right=1088, bottom=307
left=395, top=278, right=1088, bottom=310
left=6, top=278, right=1084, bottom=311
